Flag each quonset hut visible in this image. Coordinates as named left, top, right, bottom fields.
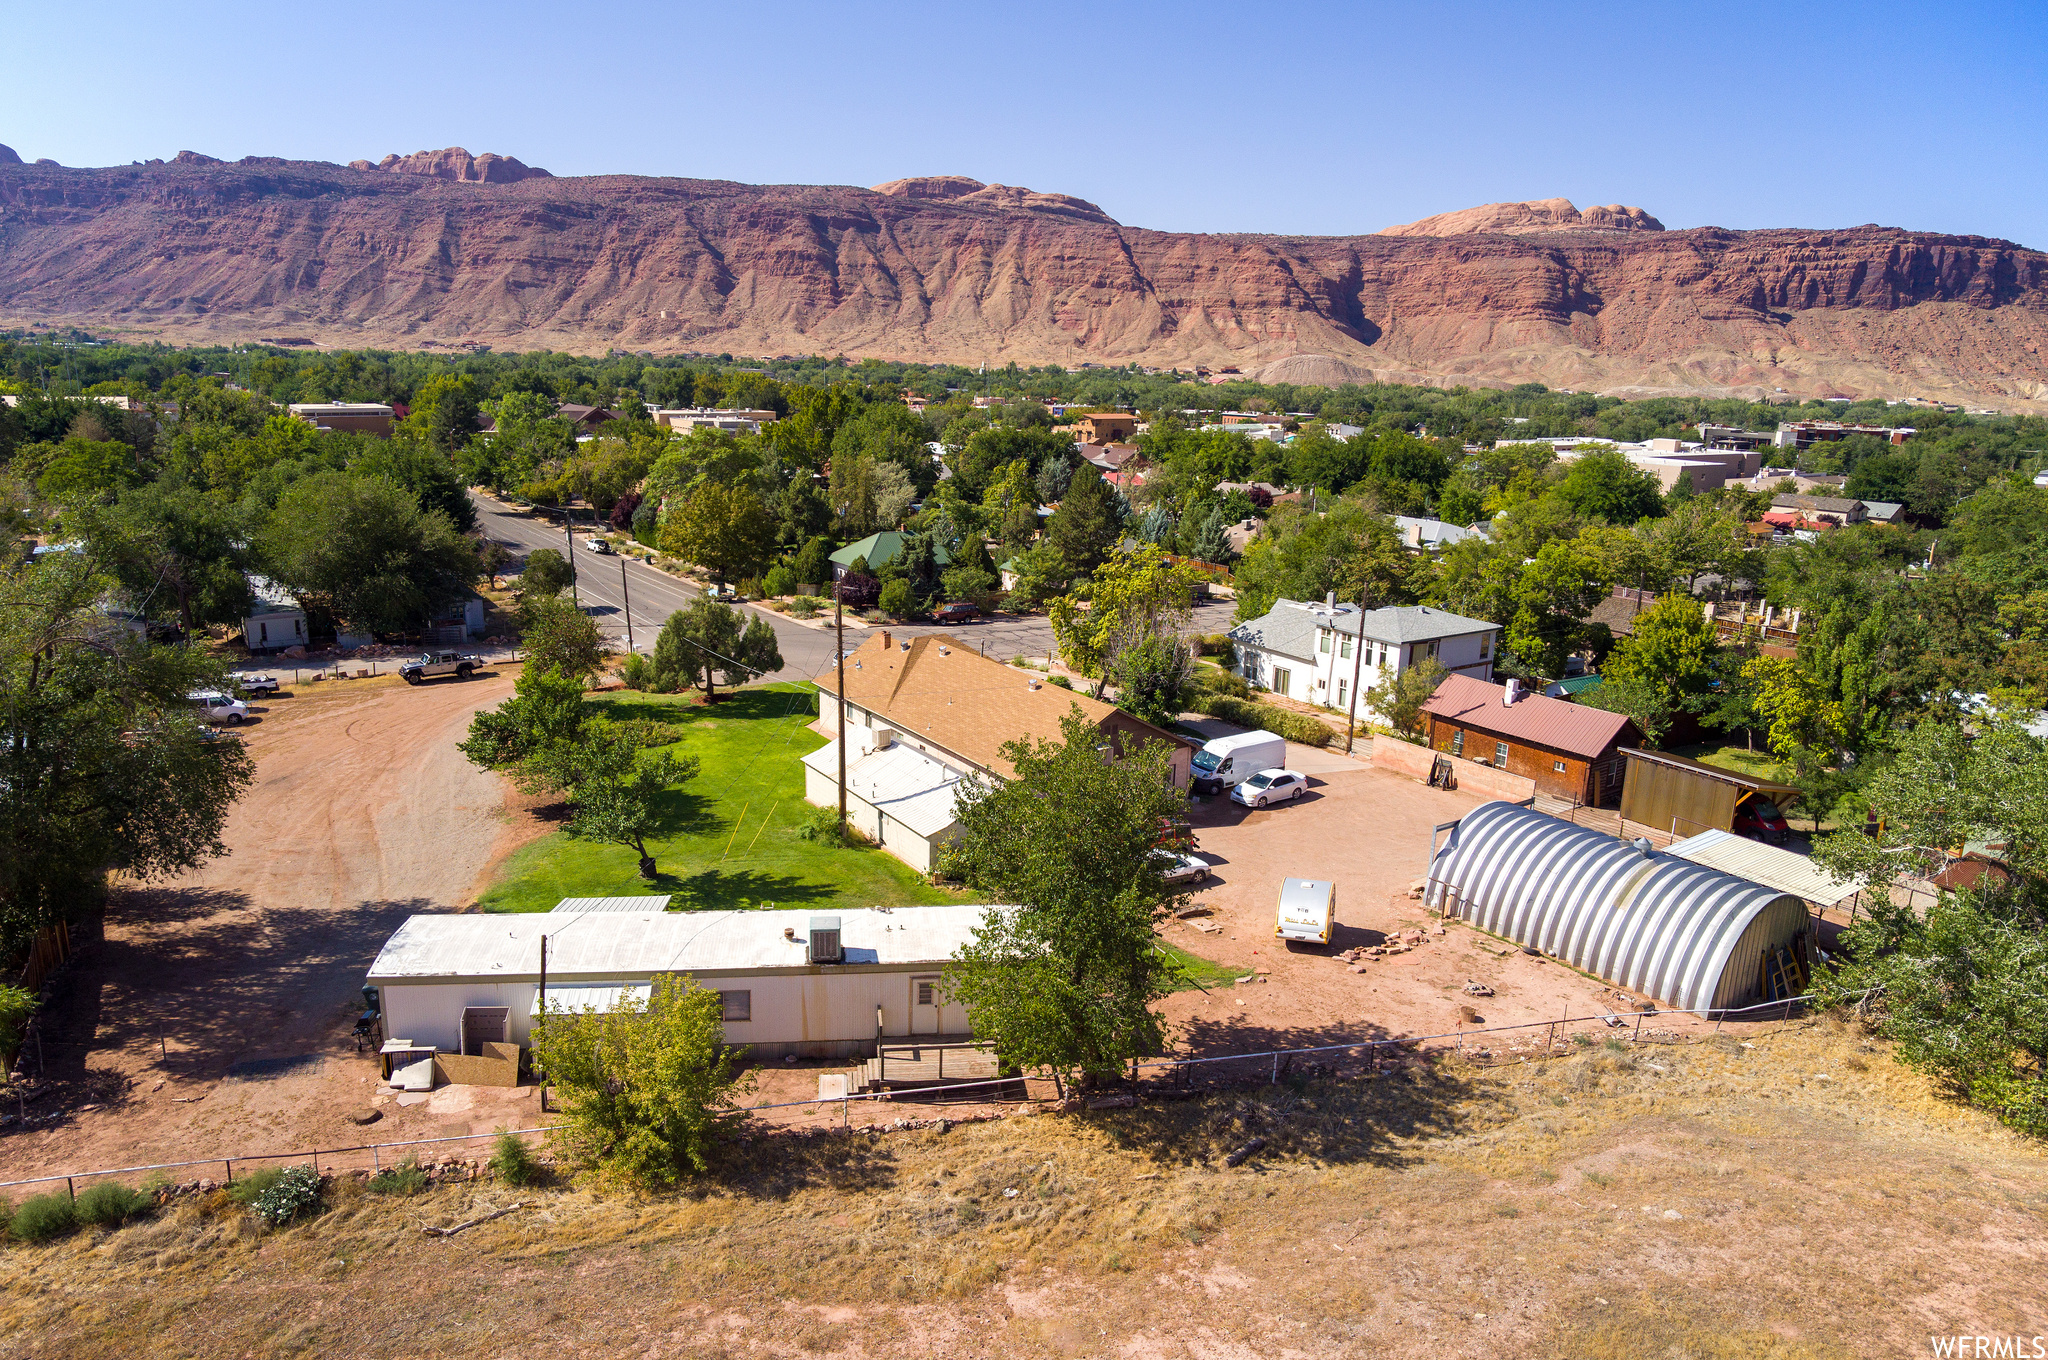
left=1424, top=800, right=1812, bottom=1013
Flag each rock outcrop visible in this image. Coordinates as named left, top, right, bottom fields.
left=0, top=160, right=2042, bottom=407
left=347, top=147, right=552, bottom=183
left=1381, top=198, right=1665, bottom=236
left=0, top=144, right=20, bottom=166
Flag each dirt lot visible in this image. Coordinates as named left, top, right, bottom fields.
left=3, top=1018, right=2044, bottom=1359
left=0, top=670, right=543, bottom=1183
left=1158, top=736, right=1677, bottom=1069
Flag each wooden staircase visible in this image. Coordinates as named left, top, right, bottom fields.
left=847, top=1042, right=1005, bottom=1097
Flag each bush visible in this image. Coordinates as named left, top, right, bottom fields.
left=1196, top=634, right=1237, bottom=661
left=878, top=579, right=914, bottom=617
left=8, top=1193, right=77, bottom=1242
left=619, top=652, right=653, bottom=691
left=761, top=565, right=796, bottom=598
left=1186, top=693, right=1333, bottom=747
left=792, top=804, right=847, bottom=844
left=490, top=1132, right=545, bottom=1187
left=788, top=596, right=826, bottom=619
left=1188, top=665, right=1249, bottom=699
left=610, top=717, right=685, bottom=749
left=74, top=1181, right=151, bottom=1227
left=1047, top=674, right=1073, bottom=689
left=367, top=1157, right=429, bottom=1196
left=860, top=609, right=887, bottom=624
left=248, top=1165, right=321, bottom=1226
left=226, top=1167, right=284, bottom=1207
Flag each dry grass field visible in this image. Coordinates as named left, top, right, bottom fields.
left=2, top=1015, right=2043, bottom=1358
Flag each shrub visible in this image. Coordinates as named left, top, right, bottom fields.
left=226, top=1167, right=284, bottom=1207
left=490, top=1132, right=545, bottom=1187
left=878, top=579, right=913, bottom=617
left=792, top=804, right=846, bottom=844
left=610, top=717, right=685, bottom=749
left=74, top=1181, right=151, bottom=1227
left=737, top=576, right=763, bottom=601
left=367, top=1158, right=429, bottom=1197
left=860, top=609, right=886, bottom=624
left=619, top=652, right=653, bottom=691
left=248, top=1165, right=322, bottom=1227
left=8, top=1193, right=77, bottom=1242
left=1189, top=666, right=1249, bottom=699
left=1047, top=674, right=1073, bottom=689
left=787, top=596, right=824, bottom=619
left=0, top=985, right=35, bottom=1068
left=761, top=565, right=796, bottom=598
left=1185, top=693, right=1333, bottom=747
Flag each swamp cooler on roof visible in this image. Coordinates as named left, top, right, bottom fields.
left=1424, top=800, right=1811, bottom=1013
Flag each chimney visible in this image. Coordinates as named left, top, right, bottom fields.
left=1326, top=591, right=1336, bottom=610
left=1503, top=678, right=1521, bottom=706
left=876, top=631, right=891, bottom=651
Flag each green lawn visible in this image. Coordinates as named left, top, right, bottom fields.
left=478, top=682, right=979, bottom=914
left=1672, top=742, right=1791, bottom=783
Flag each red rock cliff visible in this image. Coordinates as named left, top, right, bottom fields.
left=0, top=160, right=2042, bottom=407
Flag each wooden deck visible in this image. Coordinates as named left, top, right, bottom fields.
left=849, top=1041, right=1004, bottom=1096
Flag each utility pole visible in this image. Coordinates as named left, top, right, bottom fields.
left=618, top=554, right=635, bottom=652
left=1344, top=585, right=1370, bottom=756
left=562, top=510, right=580, bottom=610
left=835, top=586, right=848, bottom=840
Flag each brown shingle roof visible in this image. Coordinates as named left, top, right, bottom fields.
left=1420, top=672, right=1635, bottom=761
left=814, top=631, right=1188, bottom=779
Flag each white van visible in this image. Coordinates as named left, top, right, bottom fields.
left=1275, top=877, right=1335, bottom=945
left=1190, top=731, right=1288, bottom=796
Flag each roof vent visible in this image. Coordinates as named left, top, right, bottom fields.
left=938, top=644, right=949, bottom=656
left=809, top=915, right=843, bottom=964
left=1027, top=678, right=1040, bottom=690
left=1632, top=837, right=1655, bottom=858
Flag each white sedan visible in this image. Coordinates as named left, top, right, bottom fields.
left=1231, top=769, right=1307, bottom=809
left=1153, top=849, right=1211, bottom=885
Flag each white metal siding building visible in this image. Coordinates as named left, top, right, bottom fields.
left=366, top=904, right=993, bottom=1061
left=1425, top=801, right=1810, bottom=1013
left=1228, top=598, right=1499, bottom=719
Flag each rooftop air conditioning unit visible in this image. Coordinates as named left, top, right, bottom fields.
left=809, top=915, right=843, bottom=965
left=1503, top=678, right=1521, bottom=706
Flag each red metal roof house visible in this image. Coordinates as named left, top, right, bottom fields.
left=1420, top=673, right=1638, bottom=806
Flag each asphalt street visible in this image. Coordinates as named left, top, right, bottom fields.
left=468, top=491, right=1238, bottom=684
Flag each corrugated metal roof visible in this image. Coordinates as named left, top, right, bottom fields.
left=366, top=905, right=998, bottom=982
left=1426, top=801, right=1807, bottom=1012
left=1666, top=830, right=1862, bottom=908
left=1421, top=673, right=1633, bottom=760
left=800, top=740, right=966, bottom=838
left=1620, top=747, right=1800, bottom=796
left=530, top=982, right=651, bottom=1014
left=550, top=896, right=676, bottom=914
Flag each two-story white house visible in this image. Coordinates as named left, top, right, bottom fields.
left=1227, top=596, right=1500, bottom=720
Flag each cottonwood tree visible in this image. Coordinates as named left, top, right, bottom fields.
left=257, top=472, right=479, bottom=635
left=531, top=973, right=751, bottom=1186
left=1810, top=721, right=2048, bottom=1134
left=651, top=598, right=782, bottom=700
left=1050, top=545, right=1201, bottom=709
left=941, top=708, right=1191, bottom=1089
left=0, top=553, right=254, bottom=957
left=518, top=594, right=608, bottom=682
left=659, top=482, right=778, bottom=584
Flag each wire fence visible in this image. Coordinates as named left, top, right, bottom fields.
left=0, top=991, right=1855, bottom=1197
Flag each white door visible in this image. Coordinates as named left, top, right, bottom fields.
left=910, top=975, right=942, bottom=1035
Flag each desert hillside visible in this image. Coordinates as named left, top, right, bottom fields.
left=1, top=152, right=2045, bottom=406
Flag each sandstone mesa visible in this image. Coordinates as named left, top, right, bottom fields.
left=0, top=150, right=2043, bottom=408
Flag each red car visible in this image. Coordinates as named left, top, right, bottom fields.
left=932, top=601, right=980, bottom=624
left=1732, top=800, right=1790, bottom=843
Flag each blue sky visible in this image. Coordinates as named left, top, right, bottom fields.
left=5, top=0, right=2043, bottom=245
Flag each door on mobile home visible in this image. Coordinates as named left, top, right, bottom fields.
left=911, top=975, right=942, bottom=1034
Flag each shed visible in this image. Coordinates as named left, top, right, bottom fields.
left=241, top=575, right=308, bottom=653
left=1425, top=801, right=1812, bottom=1013
left=366, top=904, right=996, bottom=1060
left=1618, top=747, right=1799, bottom=839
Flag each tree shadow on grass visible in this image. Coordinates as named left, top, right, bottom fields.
left=665, top=869, right=837, bottom=911
left=711, top=1126, right=900, bottom=1200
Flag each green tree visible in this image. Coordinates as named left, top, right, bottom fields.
left=84, top=483, right=253, bottom=634
left=518, top=593, right=609, bottom=681
left=1049, top=545, right=1200, bottom=703
left=659, top=483, right=778, bottom=584
left=257, top=472, right=480, bottom=635
left=1810, top=721, right=2048, bottom=1134
left=1045, top=467, right=1123, bottom=576
left=350, top=435, right=477, bottom=532
left=522, top=719, right=699, bottom=879
left=517, top=547, right=577, bottom=602
left=651, top=598, right=783, bottom=699
left=459, top=664, right=588, bottom=771
left=1504, top=538, right=1610, bottom=678
left=1555, top=447, right=1665, bottom=524
left=1363, top=655, right=1446, bottom=737
left=790, top=536, right=833, bottom=590
left=941, top=707, right=1191, bottom=1089
left=879, top=578, right=914, bottom=617
left=411, top=374, right=483, bottom=456
left=35, top=436, right=139, bottom=508
left=1233, top=501, right=1413, bottom=622
left=531, top=973, right=751, bottom=1186
left=1003, top=542, right=1071, bottom=610
left=0, top=553, right=255, bottom=957
left=1600, top=592, right=1722, bottom=720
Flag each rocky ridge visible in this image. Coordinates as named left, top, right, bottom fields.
left=0, top=157, right=2042, bottom=406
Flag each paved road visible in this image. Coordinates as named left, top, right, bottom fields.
left=469, top=491, right=1238, bottom=683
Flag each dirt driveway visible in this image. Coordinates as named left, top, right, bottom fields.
left=1158, top=745, right=1679, bottom=1069
left=0, top=670, right=540, bottom=1183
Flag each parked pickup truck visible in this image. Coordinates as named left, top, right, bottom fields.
left=400, top=651, right=483, bottom=684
